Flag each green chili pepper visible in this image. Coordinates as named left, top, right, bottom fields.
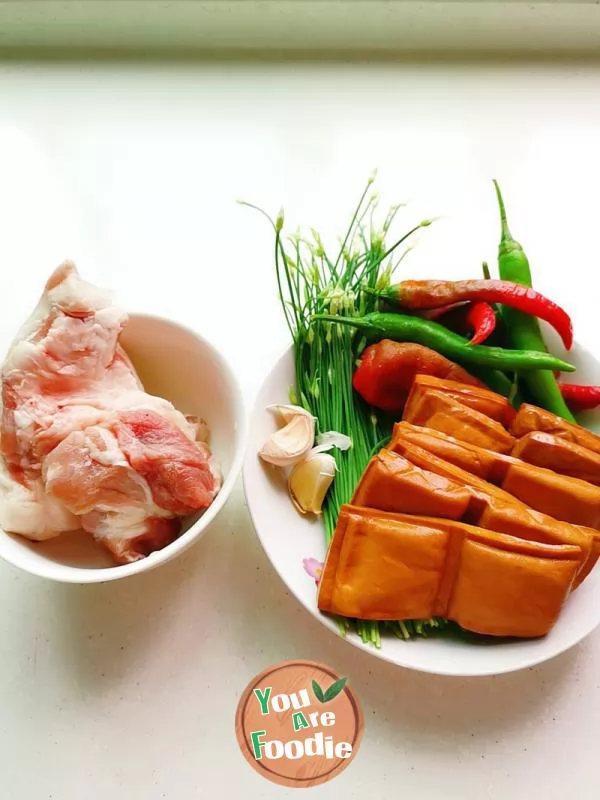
left=313, top=312, right=575, bottom=373
left=493, top=180, right=576, bottom=421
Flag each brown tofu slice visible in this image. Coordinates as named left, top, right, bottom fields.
left=404, top=375, right=516, bottom=426
left=572, top=525, right=600, bottom=587
left=392, top=421, right=600, bottom=531
left=318, top=505, right=580, bottom=637
left=513, top=432, right=600, bottom=487
left=447, top=530, right=579, bottom=638
left=402, top=389, right=515, bottom=454
left=391, top=421, right=511, bottom=481
left=502, top=462, right=600, bottom=530
left=317, top=505, right=450, bottom=620
left=352, top=448, right=472, bottom=520
left=354, top=445, right=592, bottom=578
left=511, top=404, right=600, bottom=455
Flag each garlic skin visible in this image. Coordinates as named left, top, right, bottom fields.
left=288, top=451, right=337, bottom=515
left=259, top=405, right=315, bottom=467
left=315, top=430, right=353, bottom=453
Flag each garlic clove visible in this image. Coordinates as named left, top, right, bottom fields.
left=259, top=412, right=315, bottom=467
left=288, top=451, right=337, bottom=515
left=267, top=404, right=314, bottom=425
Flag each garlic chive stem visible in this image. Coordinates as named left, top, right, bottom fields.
left=247, top=178, right=446, bottom=643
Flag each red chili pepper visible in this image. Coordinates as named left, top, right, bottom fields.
left=465, top=302, right=497, bottom=345
left=419, top=301, right=496, bottom=345
left=374, top=279, right=573, bottom=351
left=558, top=384, right=600, bottom=413
left=352, top=339, right=484, bottom=414
left=418, top=302, right=466, bottom=322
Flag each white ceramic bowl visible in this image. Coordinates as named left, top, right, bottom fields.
left=0, top=314, right=246, bottom=583
left=244, top=345, right=600, bottom=677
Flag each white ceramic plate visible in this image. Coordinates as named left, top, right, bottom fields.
left=244, top=344, right=600, bottom=677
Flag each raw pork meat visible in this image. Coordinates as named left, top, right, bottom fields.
left=0, top=262, right=221, bottom=563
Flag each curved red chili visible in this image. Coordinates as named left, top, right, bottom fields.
left=419, top=301, right=496, bottom=345
left=375, top=279, right=573, bottom=351
left=465, top=302, right=497, bottom=345
left=418, top=302, right=466, bottom=322
left=559, top=384, right=600, bottom=413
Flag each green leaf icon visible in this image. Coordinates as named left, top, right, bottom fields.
left=312, top=679, right=325, bottom=703
left=323, top=676, right=348, bottom=703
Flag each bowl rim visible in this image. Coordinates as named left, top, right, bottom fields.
left=0, top=312, right=248, bottom=584
left=243, top=344, right=600, bottom=677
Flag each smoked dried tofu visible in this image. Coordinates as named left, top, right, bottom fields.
left=352, top=448, right=472, bottom=520
left=447, top=528, right=579, bottom=638
left=513, top=432, right=600, bottom=487
left=502, top=462, right=600, bottom=530
left=391, top=422, right=510, bottom=481
left=475, top=502, right=595, bottom=589
left=392, top=422, right=600, bottom=531
left=317, top=506, right=449, bottom=620
left=318, top=505, right=580, bottom=637
left=402, top=388, right=515, bottom=454
left=353, top=447, right=593, bottom=577
left=571, top=526, right=600, bottom=587
left=403, top=375, right=516, bottom=427
left=511, top=404, right=600, bottom=455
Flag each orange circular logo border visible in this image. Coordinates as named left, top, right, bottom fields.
left=235, top=659, right=364, bottom=788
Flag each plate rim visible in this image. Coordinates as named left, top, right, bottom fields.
left=243, top=344, right=600, bottom=677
